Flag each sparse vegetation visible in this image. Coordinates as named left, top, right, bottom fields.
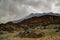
left=0, top=14, right=60, bottom=40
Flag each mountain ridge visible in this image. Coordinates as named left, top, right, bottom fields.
left=12, top=12, right=60, bottom=23
left=0, top=12, right=60, bottom=32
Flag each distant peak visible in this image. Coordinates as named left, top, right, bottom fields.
left=30, top=13, right=34, bottom=15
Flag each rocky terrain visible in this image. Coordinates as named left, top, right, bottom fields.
left=0, top=12, right=60, bottom=40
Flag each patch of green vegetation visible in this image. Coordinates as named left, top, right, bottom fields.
left=0, top=37, right=5, bottom=40
left=42, top=29, right=58, bottom=35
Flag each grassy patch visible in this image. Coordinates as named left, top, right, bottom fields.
left=42, top=29, right=57, bottom=35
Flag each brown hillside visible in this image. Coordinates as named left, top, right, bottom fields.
left=18, top=15, right=60, bottom=27
left=0, top=14, right=60, bottom=32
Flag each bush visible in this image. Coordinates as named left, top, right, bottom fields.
left=16, top=28, right=45, bottom=38
left=56, top=30, right=59, bottom=32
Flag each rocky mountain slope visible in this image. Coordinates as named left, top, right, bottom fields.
left=0, top=12, right=60, bottom=32
left=0, top=12, right=60, bottom=38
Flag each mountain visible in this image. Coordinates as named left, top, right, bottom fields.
left=12, top=12, right=60, bottom=23
left=0, top=12, right=60, bottom=38
left=0, top=12, right=60, bottom=32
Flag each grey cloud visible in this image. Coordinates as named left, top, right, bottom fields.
left=13, top=0, right=49, bottom=7
left=0, top=0, right=8, bottom=15
left=56, top=0, right=60, bottom=6
left=0, top=0, right=60, bottom=23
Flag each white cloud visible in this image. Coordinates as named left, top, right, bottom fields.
left=0, top=0, right=60, bottom=23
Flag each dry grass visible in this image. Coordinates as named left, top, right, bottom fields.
left=0, top=31, right=60, bottom=40
left=5, top=35, right=60, bottom=40
left=0, top=28, right=60, bottom=40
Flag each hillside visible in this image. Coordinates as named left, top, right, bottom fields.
left=0, top=12, right=60, bottom=39
left=0, top=12, right=60, bottom=32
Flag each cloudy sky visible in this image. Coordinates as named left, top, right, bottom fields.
left=0, top=0, right=60, bottom=23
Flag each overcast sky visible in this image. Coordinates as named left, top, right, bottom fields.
left=0, top=0, right=60, bottom=23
